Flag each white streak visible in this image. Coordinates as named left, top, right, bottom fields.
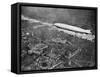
left=21, top=15, right=40, bottom=23
left=21, top=15, right=95, bottom=41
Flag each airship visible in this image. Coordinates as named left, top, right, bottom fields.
left=53, top=23, right=91, bottom=34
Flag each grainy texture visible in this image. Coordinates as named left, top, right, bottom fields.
left=21, top=6, right=96, bottom=71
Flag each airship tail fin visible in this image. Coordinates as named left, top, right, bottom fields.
left=85, top=30, right=91, bottom=34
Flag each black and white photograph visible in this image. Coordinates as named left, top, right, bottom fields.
left=20, top=4, right=97, bottom=72
left=0, top=0, right=100, bottom=76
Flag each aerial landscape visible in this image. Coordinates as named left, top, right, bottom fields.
left=21, top=6, right=96, bottom=71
